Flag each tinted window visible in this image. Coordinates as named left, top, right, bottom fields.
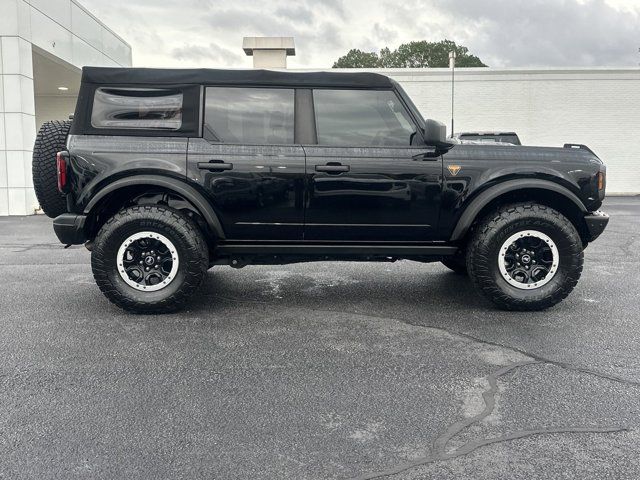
left=313, top=90, right=416, bottom=146
left=204, top=87, right=294, bottom=144
left=91, top=88, right=183, bottom=130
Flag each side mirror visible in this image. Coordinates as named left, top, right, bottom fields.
left=423, top=119, right=454, bottom=154
left=424, top=119, right=447, bottom=144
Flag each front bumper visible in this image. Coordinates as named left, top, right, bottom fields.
left=53, top=213, right=87, bottom=245
left=584, top=210, right=609, bottom=242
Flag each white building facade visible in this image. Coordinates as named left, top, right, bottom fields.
left=378, top=67, right=639, bottom=195
left=0, top=0, right=131, bottom=215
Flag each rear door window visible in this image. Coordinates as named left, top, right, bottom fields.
left=204, top=87, right=294, bottom=144
left=91, top=88, right=183, bottom=130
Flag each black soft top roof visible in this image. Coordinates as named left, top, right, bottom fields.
left=81, top=67, right=395, bottom=89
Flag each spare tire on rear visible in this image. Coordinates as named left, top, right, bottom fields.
left=32, top=120, right=72, bottom=218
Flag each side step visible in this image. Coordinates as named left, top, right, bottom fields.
left=216, top=244, right=458, bottom=256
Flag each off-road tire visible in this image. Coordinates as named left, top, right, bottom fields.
left=32, top=120, right=72, bottom=218
left=91, top=205, right=209, bottom=313
left=467, top=203, right=583, bottom=311
left=441, top=252, right=467, bottom=274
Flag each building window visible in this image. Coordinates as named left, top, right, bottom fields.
left=91, top=88, right=183, bottom=130
left=313, top=89, right=416, bottom=147
left=204, top=87, right=294, bottom=144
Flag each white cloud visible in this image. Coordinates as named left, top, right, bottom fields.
left=79, top=0, right=640, bottom=68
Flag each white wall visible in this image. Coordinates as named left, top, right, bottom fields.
left=0, top=35, right=37, bottom=215
left=376, top=68, right=639, bottom=195
left=35, top=95, right=76, bottom=129
left=0, top=0, right=131, bottom=69
left=0, top=0, right=131, bottom=215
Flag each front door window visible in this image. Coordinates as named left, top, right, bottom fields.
left=313, top=89, right=417, bottom=147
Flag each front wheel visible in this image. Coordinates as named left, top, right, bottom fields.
left=467, top=203, right=584, bottom=311
left=91, top=206, right=209, bottom=313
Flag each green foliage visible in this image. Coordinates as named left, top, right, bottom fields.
left=332, top=49, right=381, bottom=68
left=332, top=39, right=487, bottom=68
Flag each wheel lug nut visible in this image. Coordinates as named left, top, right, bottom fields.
left=145, top=267, right=150, bottom=271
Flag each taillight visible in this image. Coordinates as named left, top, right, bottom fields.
left=597, top=171, right=605, bottom=191
left=56, top=152, right=67, bottom=192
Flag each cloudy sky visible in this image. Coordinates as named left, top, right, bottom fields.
left=80, top=0, right=640, bottom=69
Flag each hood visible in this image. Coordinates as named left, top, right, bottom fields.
left=447, top=143, right=603, bottom=166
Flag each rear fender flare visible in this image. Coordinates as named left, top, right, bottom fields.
left=450, top=179, right=587, bottom=241
left=84, top=175, right=225, bottom=239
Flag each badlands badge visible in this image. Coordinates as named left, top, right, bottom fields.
left=447, top=165, right=462, bottom=176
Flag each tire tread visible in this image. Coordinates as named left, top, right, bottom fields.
left=91, top=205, right=208, bottom=313
left=467, top=203, right=583, bottom=311
left=32, top=120, right=72, bottom=218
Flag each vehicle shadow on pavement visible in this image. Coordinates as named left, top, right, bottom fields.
left=190, top=263, right=490, bottom=315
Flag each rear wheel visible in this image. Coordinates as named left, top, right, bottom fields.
left=32, top=120, right=72, bottom=218
left=91, top=205, right=208, bottom=313
left=467, top=203, right=583, bottom=310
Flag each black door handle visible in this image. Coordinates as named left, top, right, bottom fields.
left=198, top=160, right=233, bottom=171
left=315, top=164, right=350, bottom=173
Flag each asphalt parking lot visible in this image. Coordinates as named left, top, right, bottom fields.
left=1, top=197, right=639, bottom=479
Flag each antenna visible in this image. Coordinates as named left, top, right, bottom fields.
left=449, top=51, right=457, bottom=135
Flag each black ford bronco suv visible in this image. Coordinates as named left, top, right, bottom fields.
left=32, top=67, right=608, bottom=313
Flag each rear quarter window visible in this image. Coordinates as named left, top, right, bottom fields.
left=91, top=88, right=183, bottom=130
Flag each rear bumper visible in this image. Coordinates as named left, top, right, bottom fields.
left=53, top=213, right=87, bottom=245
left=584, top=210, right=609, bottom=242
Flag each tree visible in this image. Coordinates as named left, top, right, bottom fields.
left=332, top=49, right=381, bottom=68
left=332, top=40, right=487, bottom=68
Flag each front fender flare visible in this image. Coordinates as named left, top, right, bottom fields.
left=450, top=179, right=587, bottom=241
left=84, top=175, right=225, bottom=239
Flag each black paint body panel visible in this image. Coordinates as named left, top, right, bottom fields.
left=303, top=145, right=442, bottom=241
left=439, top=143, right=604, bottom=237
left=66, top=134, right=604, bottom=245
left=61, top=68, right=607, bottom=253
left=187, top=138, right=306, bottom=241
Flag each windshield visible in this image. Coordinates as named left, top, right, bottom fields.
left=459, top=134, right=521, bottom=145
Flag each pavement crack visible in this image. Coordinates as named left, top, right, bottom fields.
left=214, top=294, right=634, bottom=479
left=353, top=426, right=628, bottom=480
left=431, top=361, right=537, bottom=455
left=214, top=294, right=640, bottom=388
left=421, top=327, right=640, bottom=389
left=440, top=426, right=629, bottom=459
left=353, top=360, right=628, bottom=479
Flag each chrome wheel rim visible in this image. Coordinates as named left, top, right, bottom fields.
left=498, top=230, right=559, bottom=290
left=117, top=231, right=179, bottom=292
